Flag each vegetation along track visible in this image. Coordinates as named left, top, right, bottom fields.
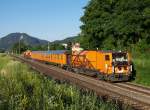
left=12, top=55, right=150, bottom=110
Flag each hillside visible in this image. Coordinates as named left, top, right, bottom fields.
left=52, top=36, right=79, bottom=44
left=0, top=33, right=79, bottom=50
left=0, top=33, right=48, bottom=50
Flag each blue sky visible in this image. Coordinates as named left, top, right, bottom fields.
left=0, top=0, right=88, bottom=41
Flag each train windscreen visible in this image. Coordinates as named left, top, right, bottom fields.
left=112, top=52, right=128, bottom=62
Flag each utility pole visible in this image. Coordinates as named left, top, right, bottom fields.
left=48, top=41, right=49, bottom=51
left=19, top=39, right=20, bottom=55
left=19, top=35, right=23, bottom=55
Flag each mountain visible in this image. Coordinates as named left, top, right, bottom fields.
left=0, top=33, right=48, bottom=50
left=52, top=36, right=79, bottom=44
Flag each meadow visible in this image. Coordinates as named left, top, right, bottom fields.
left=0, top=54, right=132, bottom=110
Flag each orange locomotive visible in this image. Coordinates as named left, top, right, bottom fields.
left=70, top=50, right=132, bottom=81
left=24, top=47, right=133, bottom=82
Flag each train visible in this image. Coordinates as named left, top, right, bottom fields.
left=23, top=43, right=133, bottom=82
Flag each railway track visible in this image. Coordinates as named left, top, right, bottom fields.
left=12, top=55, right=150, bottom=110
left=114, top=83, right=150, bottom=96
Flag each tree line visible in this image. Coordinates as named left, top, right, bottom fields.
left=11, top=42, right=66, bottom=54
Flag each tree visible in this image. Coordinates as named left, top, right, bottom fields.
left=49, top=43, right=65, bottom=50
left=31, top=45, right=47, bottom=51
left=0, top=49, right=5, bottom=53
left=12, top=42, right=28, bottom=54
left=80, top=0, right=150, bottom=51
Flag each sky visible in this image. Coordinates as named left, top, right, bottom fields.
left=0, top=0, right=89, bottom=41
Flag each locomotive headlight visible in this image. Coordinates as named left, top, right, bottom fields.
left=118, top=66, right=122, bottom=70
left=108, top=66, right=111, bottom=70
left=130, top=65, right=132, bottom=72
left=118, top=67, right=124, bottom=73
left=124, top=66, right=127, bottom=70
left=112, top=66, right=115, bottom=73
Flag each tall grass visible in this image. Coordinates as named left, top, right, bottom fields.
left=0, top=54, right=132, bottom=110
left=0, top=54, right=11, bottom=69
left=132, top=53, right=150, bottom=86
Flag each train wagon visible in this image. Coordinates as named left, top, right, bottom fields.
left=29, top=50, right=68, bottom=66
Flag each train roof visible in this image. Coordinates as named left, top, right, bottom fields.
left=32, top=50, right=67, bottom=54
left=79, top=50, right=127, bottom=53
left=98, top=50, right=127, bottom=53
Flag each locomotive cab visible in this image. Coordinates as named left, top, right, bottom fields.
left=102, top=51, right=132, bottom=81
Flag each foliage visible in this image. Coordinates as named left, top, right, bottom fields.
left=12, top=41, right=29, bottom=54
left=80, top=0, right=150, bottom=51
left=132, top=52, right=150, bottom=86
left=52, top=36, right=80, bottom=44
left=0, top=54, right=132, bottom=110
left=0, top=49, right=5, bottom=53
left=30, top=45, right=48, bottom=51
left=49, top=43, right=65, bottom=50
left=30, top=43, right=65, bottom=51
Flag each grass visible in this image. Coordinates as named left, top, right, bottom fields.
left=0, top=54, right=132, bottom=110
left=132, top=53, right=150, bottom=86
left=0, top=54, right=11, bottom=70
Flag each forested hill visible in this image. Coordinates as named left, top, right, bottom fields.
left=52, top=36, right=79, bottom=44
left=0, top=33, right=48, bottom=50
left=80, top=0, right=150, bottom=52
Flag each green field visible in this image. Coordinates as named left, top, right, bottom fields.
left=0, top=54, right=132, bottom=110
